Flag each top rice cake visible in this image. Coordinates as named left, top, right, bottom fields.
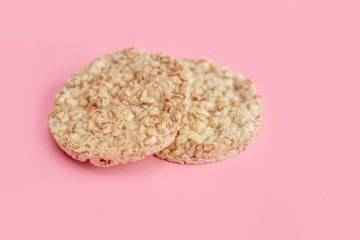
left=49, top=48, right=190, bottom=167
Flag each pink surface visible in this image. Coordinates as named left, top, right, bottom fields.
left=1, top=0, right=359, bottom=239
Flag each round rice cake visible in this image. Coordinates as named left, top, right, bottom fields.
left=49, top=48, right=190, bottom=167
left=156, top=59, right=262, bottom=164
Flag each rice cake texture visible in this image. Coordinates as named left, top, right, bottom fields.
left=49, top=48, right=190, bottom=167
left=156, top=59, right=262, bottom=164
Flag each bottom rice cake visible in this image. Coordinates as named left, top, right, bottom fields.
left=156, top=59, right=262, bottom=164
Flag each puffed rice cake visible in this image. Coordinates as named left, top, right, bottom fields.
left=156, top=58, right=262, bottom=164
left=49, top=48, right=190, bottom=167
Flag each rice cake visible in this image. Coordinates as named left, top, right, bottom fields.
left=49, top=48, right=190, bottom=167
left=156, top=59, right=262, bottom=164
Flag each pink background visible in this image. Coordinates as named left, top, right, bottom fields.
left=1, top=0, right=359, bottom=239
